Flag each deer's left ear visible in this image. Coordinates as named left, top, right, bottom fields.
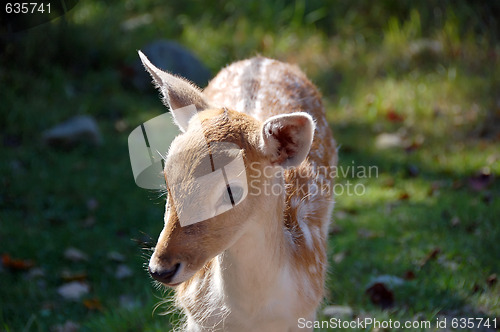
left=138, top=50, right=210, bottom=132
left=260, top=112, right=315, bottom=168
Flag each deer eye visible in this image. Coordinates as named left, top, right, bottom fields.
left=222, top=184, right=244, bottom=206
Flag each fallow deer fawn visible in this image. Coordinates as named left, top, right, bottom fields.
left=139, top=52, right=337, bottom=331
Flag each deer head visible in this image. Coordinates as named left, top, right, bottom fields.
left=139, top=51, right=316, bottom=286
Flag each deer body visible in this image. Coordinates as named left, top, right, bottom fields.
left=139, top=54, right=337, bottom=332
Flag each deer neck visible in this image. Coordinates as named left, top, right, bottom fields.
left=218, top=185, right=288, bottom=312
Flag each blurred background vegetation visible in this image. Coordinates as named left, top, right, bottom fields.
left=1, top=1, right=499, bottom=331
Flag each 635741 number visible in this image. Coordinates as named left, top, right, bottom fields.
left=5, top=3, right=51, bottom=14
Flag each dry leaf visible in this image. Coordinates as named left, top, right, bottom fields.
left=486, top=274, right=497, bottom=287
left=366, top=282, right=394, bottom=308
left=420, top=247, right=441, bottom=267
left=383, top=177, right=395, bottom=188
left=1, top=253, right=34, bottom=271
left=61, top=270, right=88, bottom=282
left=398, top=192, right=410, bottom=200
left=386, top=109, right=404, bottom=122
left=83, top=298, right=103, bottom=311
left=403, top=270, right=416, bottom=280
left=468, top=169, right=493, bottom=191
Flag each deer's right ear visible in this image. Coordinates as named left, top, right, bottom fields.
left=260, top=112, right=315, bottom=168
left=138, top=50, right=210, bottom=132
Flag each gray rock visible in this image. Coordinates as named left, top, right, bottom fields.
left=133, top=40, right=212, bottom=90
left=408, top=39, right=443, bottom=58
left=42, top=115, right=102, bottom=148
left=57, top=281, right=90, bottom=301
left=368, top=275, right=406, bottom=288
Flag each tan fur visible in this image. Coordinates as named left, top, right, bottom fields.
left=143, top=55, right=337, bottom=331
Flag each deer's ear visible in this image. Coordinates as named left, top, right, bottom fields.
left=260, top=112, right=315, bottom=168
left=138, top=50, right=209, bottom=132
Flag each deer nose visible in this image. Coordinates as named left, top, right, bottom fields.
left=148, top=263, right=181, bottom=284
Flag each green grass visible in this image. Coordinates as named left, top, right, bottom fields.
left=1, top=1, right=499, bottom=331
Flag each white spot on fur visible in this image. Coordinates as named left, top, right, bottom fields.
left=321, top=200, right=335, bottom=237
left=308, top=265, right=317, bottom=274
left=297, top=217, right=313, bottom=249
left=300, top=273, right=315, bottom=301
left=253, top=58, right=273, bottom=120
left=284, top=227, right=295, bottom=249
left=291, top=196, right=301, bottom=209
left=310, top=225, right=321, bottom=242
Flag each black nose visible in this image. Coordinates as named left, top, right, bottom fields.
left=149, top=263, right=180, bottom=284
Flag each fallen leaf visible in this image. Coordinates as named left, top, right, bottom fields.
left=366, top=282, right=394, bottom=308
left=64, top=248, right=88, bottom=262
left=386, top=109, right=405, bottom=122
left=57, top=281, right=90, bottom=301
left=404, top=141, right=422, bottom=153
left=419, top=247, right=441, bottom=267
left=383, top=177, right=395, bottom=188
left=403, top=270, right=416, bottom=280
left=486, top=274, right=497, bottom=287
left=398, top=192, right=410, bottom=200
left=83, top=297, right=103, bottom=311
left=61, top=270, right=88, bottom=282
left=468, top=169, right=494, bottom=191
left=472, top=283, right=481, bottom=294
left=1, top=253, right=34, bottom=271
